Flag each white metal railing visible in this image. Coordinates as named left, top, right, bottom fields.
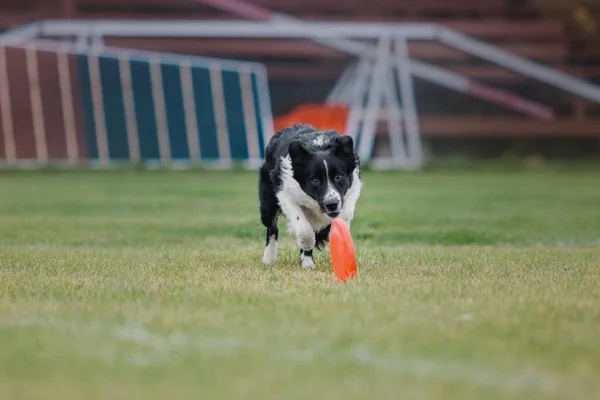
left=192, top=0, right=566, bottom=168
left=9, top=18, right=600, bottom=168
left=29, top=20, right=600, bottom=104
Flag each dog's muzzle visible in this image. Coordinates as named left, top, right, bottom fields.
left=323, top=200, right=341, bottom=217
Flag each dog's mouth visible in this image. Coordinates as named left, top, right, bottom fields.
left=320, top=199, right=342, bottom=218
left=323, top=209, right=341, bottom=218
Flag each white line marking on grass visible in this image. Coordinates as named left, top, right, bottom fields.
left=2, top=317, right=563, bottom=395
left=1, top=316, right=60, bottom=327
left=110, top=324, right=564, bottom=395
left=113, top=323, right=244, bottom=358
left=457, top=313, right=474, bottom=322
left=349, top=346, right=560, bottom=395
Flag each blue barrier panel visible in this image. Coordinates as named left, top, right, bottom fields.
left=77, top=55, right=99, bottom=161
left=222, top=70, right=249, bottom=161
left=0, top=41, right=273, bottom=168
left=191, top=67, right=220, bottom=161
left=160, top=63, right=190, bottom=161
left=83, top=49, right=274, bottom=167
left=129, top=59, right=161, bottom=161
left=99, top=55, right=129, bottom=160
left=251, top=73, right=266, bottom=159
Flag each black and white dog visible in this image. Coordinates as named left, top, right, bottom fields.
left=258, top=124, right=362, bottom=268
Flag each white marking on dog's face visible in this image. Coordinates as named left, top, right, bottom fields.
left=322, top=160, right=341, bottom=214
left=312, top=135, right=325, bottom=147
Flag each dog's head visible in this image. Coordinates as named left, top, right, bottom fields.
left=288, top=135, right=357, bottom=218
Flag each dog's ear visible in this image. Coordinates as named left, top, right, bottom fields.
left=288, top=139, right=312, bottom=164
left=332, top=135, right=356, bottom=172
left=332, top=135, right=354, bottom=157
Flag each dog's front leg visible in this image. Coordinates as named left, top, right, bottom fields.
left=339, top=169, right=363, bottom=229
left=277, top=194, right=315, bottom=252
left=291, top=210, right=315, bottom=252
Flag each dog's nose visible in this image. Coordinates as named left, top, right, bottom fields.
left=324, top=201, right=339, bottom=212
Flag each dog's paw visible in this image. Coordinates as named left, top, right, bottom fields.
left=262, top=240, right=278, bottom=264
left=296, top=225, right=315, bottom=251
left=301, top=256, right=315, bottom=269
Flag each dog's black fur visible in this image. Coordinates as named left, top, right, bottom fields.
left=258, top=124, right=361, bottom=267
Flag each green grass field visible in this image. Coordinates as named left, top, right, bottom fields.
left=1, top=165, right=600, bottom=399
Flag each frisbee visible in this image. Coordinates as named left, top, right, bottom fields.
left=329, top=218, right=358, bottom=282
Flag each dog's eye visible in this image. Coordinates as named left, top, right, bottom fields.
left=334, top=174, right=343, bottom=182
left=311, top=178, right=320, bottom=186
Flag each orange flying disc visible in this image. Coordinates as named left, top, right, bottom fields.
left=329, top=218, right=358, bottom=282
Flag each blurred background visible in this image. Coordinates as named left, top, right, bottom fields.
left=0, top=0, right=599, bottom=167
left=1, top=7, right=600, bottom=396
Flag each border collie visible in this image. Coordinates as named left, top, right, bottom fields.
left=258, top=124, right=362, bottom=268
